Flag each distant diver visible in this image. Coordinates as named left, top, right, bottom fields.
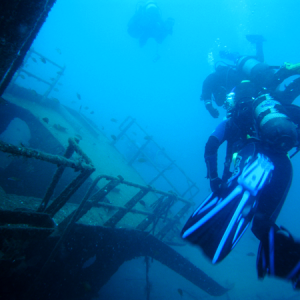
left=128, top=1, right=174, bottom=47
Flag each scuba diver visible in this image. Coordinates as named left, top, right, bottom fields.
left=182, top=80, right=300, bottom=288
left=127, top=1, right=174, bottom=47
left=201, top=35, right=300, bottom=118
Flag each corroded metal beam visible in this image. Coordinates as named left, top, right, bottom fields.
left=0, top=140, right=94, bottom=171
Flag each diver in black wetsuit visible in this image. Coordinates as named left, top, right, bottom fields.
left=201, top=35, right=300, bottom=118
left=201, top=35, right=265, bottom=118
left=203, top=80, right=300, bottom=288
left=127, top=1, right=174, bottom=47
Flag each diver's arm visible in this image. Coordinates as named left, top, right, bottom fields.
left=201, top=74, right=219, bottom=118
left=202, top=99, right=219, bottom=118
left=205, top=136, right=220, bottom=178
left=204, top=120, right=227, bottom=192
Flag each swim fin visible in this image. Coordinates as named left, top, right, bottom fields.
left=181, top=152, right=274, bottom=264
left=257, top=226, right=300, bottom=289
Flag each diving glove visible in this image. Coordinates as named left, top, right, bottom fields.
left=205, top=100, right=219, bottom=118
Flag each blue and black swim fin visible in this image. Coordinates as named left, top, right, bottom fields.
left=257, top=226, right=300, bottom=289
left=181, top=151, right=274, bottom=264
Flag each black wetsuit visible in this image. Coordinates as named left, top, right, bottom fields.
left=201, top=66, right=242, bottom=107
left=201, top=43, right=300, bottom=118
left=204, top=117, right=293, bottom=241
left=201, top=40, right=266, bottom=118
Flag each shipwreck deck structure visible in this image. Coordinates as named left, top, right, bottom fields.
left=0, top=93, right=229, bottom=300
left=0, top=2, right=229, bottom=299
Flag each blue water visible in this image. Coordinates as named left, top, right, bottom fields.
left=11, top=0, right=300, bottom=299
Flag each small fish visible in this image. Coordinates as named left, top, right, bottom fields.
left=79, top=105, right=82, bottom=111
left=246, top=252, right=255, bottom=257
left=111, top=134, right=117, bottom=141
left=31, top=57, right=37, bottom=62
left=144, top=135, right=152, bottom=140
left=57, top=71, right=63, bottom=75
left=71, top=101, right=77, bottom=104
left=84, top=106, right=89, bottom=110
left=57, top=82, right=63, bottom=86
left=76, top=93, right=81, bottom=100
left=53, top=123, right=67, bottom=132
left=110, top=118, right=118, bottom=123
left=75, top=134, right=83, bottom=140
left=139, top=200, right=153, bottom=212
left=90, top=111, right=94, bottom=114
left=19, top=74, right=26, bottom=79
left=82, top=255, right=97, bottom=269
left=153, top=54, right=161, bottom=63
left=50, top=78, right=55, bottom=81
left=40, top=57, right=47, bottom=64
left=56, top=48, right=62, bottom=54
left=139, top=200, right=146, bottom=206
left=53, top=88, right=59, bottom=92
left=74, top=137, right=80, bottom=144
left=8, top=177, right=21, bottom=182
left=177, top=288, right=183, bottom=296
left=51, top=97, right=59, bottom=103
left=137, top=157, right=147, bottom=163
left=42, top=117, right=49, bottom=124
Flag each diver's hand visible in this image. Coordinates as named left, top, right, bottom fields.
left=210, top=177, right=222, bottom=193
left=208, top=107, right=219, bottom=118
left=205, top=101, right=219, bottom=118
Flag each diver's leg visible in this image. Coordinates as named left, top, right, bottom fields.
left=246, top=34, right=265, bottom=62
left=252, top=154, right=300, bottom=288
left=275, top=76, right=300, bottom=104
left=257, top=226, right=300, bottom=289
left=272, top=67, right=300, bottom=104
left=251, top=153, right=292, bottom=240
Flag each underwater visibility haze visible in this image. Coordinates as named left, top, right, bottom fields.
left=2, top=0, right=300, bottom=299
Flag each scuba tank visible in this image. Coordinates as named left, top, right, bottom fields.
left=253, top=93, right=298, bottom=152
left=236, top=56, right=275, bottom=88
left=225, top=81, right=298, bottom=153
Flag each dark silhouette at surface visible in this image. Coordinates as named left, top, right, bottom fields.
left=128, top=1, right=174, bottom=47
